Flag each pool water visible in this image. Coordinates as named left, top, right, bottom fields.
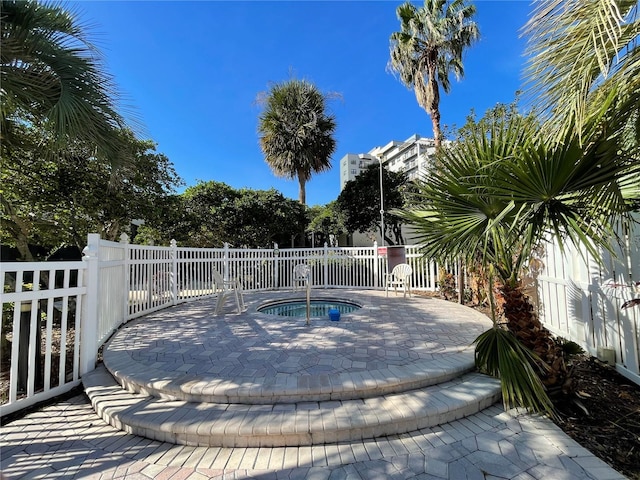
left=258, top=300, right=360, bottom=317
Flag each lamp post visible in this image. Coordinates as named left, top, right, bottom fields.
left=376, top=156, right=385, bottom=246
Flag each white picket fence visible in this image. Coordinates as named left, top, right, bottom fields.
left=537, top=218, right=640, bottom=385
left=1, top=235, right=440, bottom=417
left=4, top=226, right=638, bottom=418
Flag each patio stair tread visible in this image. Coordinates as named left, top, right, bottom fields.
left=104, top=348, right=477, bottom=404
left=82, top=364, right=501, bottom=448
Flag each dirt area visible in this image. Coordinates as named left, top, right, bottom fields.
left=416, top=291, right=640, bottom=479
left=556, top=356, right=640, bottom=479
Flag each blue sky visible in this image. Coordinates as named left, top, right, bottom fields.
left=72, top=0, right=532, bottom=206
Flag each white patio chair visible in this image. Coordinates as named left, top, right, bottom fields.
left=293, top=264, right=311, bottom=292
left=213, top=270, right=245, bottom=314
left=385, top=263, right=412, bottom=298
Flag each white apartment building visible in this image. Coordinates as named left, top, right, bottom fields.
left=339, top=134, right=437, bottom=190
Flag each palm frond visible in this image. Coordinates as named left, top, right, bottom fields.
left=474, top=327, right=556, bottom=418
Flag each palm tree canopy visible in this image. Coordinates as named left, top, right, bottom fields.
left=388, top=0, right=479, bottom=144
left=523, top=0, right=640, bottom=143
left=401, top=108, right=639, bottom=285
left=1, top=0, right=127, bottom=159
left=257, top=78, right=337, bottom=204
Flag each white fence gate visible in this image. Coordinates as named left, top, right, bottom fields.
left=537, top=218, right=640, bottom=384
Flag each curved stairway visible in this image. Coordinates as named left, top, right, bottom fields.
left=82, top=291, right=502, bottom=448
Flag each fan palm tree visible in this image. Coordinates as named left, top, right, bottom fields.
left=257, top=79, right=337, bottom=205
left=388, top=0, right=479, bottom=148
left=523, top=0, right=640, bottom=153
left=401, top=105, right=639, bottom=415
left=1, top=0, right=126, bottom=159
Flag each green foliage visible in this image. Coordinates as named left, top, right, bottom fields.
left=556, top=337, right=586, bottom=358
left=173, top=181, right=307, bottom=248
left=337, top=165, right=411, bottom=245
left=402, top=100, right=638, bottom=414
left=1, top=0, right=129, bottom=163
left=306, top=202, right=346, bottom=246
left=402, top=104, right=638, bottom=281
left=257, top=78, right=338, bottom=205
left=523, top=0, right=640, bottom=147
left=1, top=124, right=183, bottom=260
left=388, top=0, right=479, bottom=145
left=474, top=327, right=556, bottom=418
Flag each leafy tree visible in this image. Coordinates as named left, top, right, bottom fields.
left=1, top=125, right=182, bottom=260
left=401, top=104, right=638, bottom=416
left=337, top=165, right=410, bottom=246
left=177, top=181, right=239, bottom=248
left=1, top=0, right=128, bottom=161
left=388, top=0, right=479, bottom=148
left=174, top=181, right=306, bottom=248
left=257, top=78, right=338, bottom=205
left=231, top=188, right=307, bottom=248
left=306, top=202, right=346, bottom=247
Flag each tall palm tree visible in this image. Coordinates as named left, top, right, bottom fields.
left=401, top=107, right=639, bottom=414
left=1, top=0, right=126, bottom=159
left=388, top=0, right=479, bottom=148
left=257, top=79, right=337, bottom=205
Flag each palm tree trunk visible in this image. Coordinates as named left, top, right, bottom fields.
left=428, top=72, right=442, bottom=150
left=297, top=173, right=306, bottom=205
left=499, top=283, right=569, bottom=392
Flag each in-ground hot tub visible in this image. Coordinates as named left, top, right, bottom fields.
left=257, top=298, right=361, bottom=317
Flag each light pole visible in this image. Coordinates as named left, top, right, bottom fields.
left=376, top=155, right=385, bottom=246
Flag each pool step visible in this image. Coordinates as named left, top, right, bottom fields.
left=83, top=364, right=501, bottom=447
left=103, top=346, right=477, bottom=404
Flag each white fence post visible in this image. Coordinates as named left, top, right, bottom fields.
left=373, top=241, right=379, bottom=289
left=80, top=233, right=100, bottom=375
left=120, top=233, right=130, bottom=321
left=323, top=243, right=329, bottom=289
left=273, top=243, right=279, bottom=289
left=171, top=239, right=178, bottom=305
left=223, top=243, right=230, bottom=282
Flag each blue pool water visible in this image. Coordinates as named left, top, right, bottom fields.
left=258, top=300, right=360, bottom=317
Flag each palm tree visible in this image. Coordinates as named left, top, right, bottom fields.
left=257, top=79, right=337, bottom=205
left=1, top=0, right=126, bottom=159
left=523, top=0, right=640, bottom=147
left=388, top=0, right=479, bottom=148
left=401, top=106, right=638, bottom=415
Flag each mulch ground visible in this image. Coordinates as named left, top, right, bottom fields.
left=555, top=356, right=640, bottom=479
left=414, top=291, right=640, bottom=478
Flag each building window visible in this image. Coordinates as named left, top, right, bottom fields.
left=351, top=169, right=357, bottom=175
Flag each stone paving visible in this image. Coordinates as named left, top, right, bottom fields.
left=0, top=395, right=625, bottom=479
left=102, top=290, right=491, bottom=404
left=0, top=290, right=628, bottom=479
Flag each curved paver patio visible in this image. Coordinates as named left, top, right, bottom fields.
left=103, top=290, right=491, bottom=403
left=0, top=290, right=627, bottom=478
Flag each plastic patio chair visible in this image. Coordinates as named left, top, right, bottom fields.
left=385, top=263, right=413, bottom=298
left=213, top=269, right=245, bottom=314
left=293, top=264, right=311, bottom=292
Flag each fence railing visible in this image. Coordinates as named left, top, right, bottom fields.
left=536, top=218, right=640, bottom=385
left=1, top=236, right=440, bottom=417
left=6, top=226, right=636, bottom=418
left=1, top=261, right=85, bottom=416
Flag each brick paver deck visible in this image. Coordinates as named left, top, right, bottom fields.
left=0, top=290, right=627, bottom=479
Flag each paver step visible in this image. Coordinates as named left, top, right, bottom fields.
left=83, top=364, right=501, bottom=448
left=104, top=347, right=477, bottom=404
